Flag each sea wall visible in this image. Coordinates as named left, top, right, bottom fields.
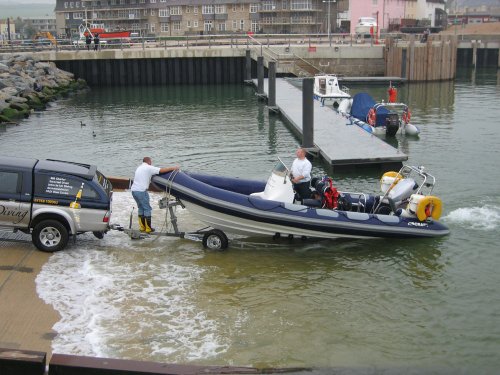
left=0, top=54, right=87, bottom=123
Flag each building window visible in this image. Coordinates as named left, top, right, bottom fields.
left=232, top=20, right=237, bottom=29
left=218, top=22, right=226, bottom=31
left=150, top=0, right=156, bottom=3
left=65, top=12, right=70, bottom=19
left=70, top=2, right=74, bottom=8
left=140, top=0, right=145, bottom=3
left=204, top=20, right=213, bottom=31
left=249, top=4, right=259, bottom=13
left=74, top=12, right=83, bottom=19
left=215, top=5, right=226, bottom=14
left=151, top=9, right=156, bottom=16
left=193, top=6, right=198, bottom=14
left=240, top=3, right=245, bottom=11
left=170, top=6, right=181, bottom=15
left=173, top=21, right=181, bottom=31
left=232, top=4, right=237, bottom=12
left=120, top=0, right=125, bottom=4
left=202, top=5, right=214, bottom=14
left=193, top=20, right=198, bottom=27
left=186, top=6, right=190, bottom=13
left=160, top=0, right=166, bottom=2
left=282, top=0, right=288, bottom=10
left=251, top=21, right=259, bottom=32
left=160, top=22, right=169, bottom=32
left=240, top=19, right=244, bottom=29
left=290, top=0, right=312, bottom=11
left=261, top=1, right=276, bottom=11
left=159, top=8, right=169, bottom=17
left=150, top=23, right=155, bottom=32
left=76, top=1, right=80, bottom=7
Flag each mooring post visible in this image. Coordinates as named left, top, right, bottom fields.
left=245, top=49, right=251, bottom=81
left=302, top=78, right=314, bottom=148
left=257, top=56, right=264, bottom=95
left=268, top=61, right=277, bottom=111
left=472, top=41, right=478, bottom=68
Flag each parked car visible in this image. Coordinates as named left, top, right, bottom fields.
left=355, top=17, right=377, bottom=37
left=0, top=157, right=113, bottom=252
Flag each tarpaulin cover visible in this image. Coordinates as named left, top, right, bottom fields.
left=351, top=93, right=391, bottom=126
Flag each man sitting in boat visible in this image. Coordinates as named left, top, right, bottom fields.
left=290, top=147, right=312, bottom=200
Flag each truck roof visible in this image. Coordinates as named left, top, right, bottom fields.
left=0, top=156, right=97, bottom=180
left=0, top=156, right=38, bottom=170
left=36, top=159, right=98, bottom=180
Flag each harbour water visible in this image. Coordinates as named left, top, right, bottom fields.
left=1, top=67, right=500, bottom=372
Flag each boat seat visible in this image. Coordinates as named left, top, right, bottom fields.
left=302, top=198, right=322, bottom=208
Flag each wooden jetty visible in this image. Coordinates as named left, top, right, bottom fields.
left=256, top=78, right=408, bottom=170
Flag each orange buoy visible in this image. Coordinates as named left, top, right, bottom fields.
left=388, top=86, right=397, bottom=103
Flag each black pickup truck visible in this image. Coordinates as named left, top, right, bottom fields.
left=0, top=156, right=113, bottom=252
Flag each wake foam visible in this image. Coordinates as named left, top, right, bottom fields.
left=444, top=204, right=500, bottom=230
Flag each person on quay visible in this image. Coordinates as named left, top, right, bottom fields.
left=131, top=157, right=179, bottom=233
left=85, top=33, right=92, bottom=50
left=93, top=33, right=100, bottom=51
left=290, top=147, right=312, bottom=200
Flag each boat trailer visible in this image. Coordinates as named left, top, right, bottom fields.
left=110, top=197, right=229, bottom=250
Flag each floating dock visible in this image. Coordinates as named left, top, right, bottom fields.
left=256, top=78, right=408, bottom=170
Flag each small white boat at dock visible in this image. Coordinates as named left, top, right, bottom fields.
left=313, top=74, right=351, bottom=108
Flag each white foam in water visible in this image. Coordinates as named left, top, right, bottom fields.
left=444, top=204, right=500, bottom=231
left=35, top=192, right=228, bottom=361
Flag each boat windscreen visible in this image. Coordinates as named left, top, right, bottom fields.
left=273, top=158, right=289, bottom=177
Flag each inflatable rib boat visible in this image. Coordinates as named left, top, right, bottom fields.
left=152, top=160, right=449, bottom=249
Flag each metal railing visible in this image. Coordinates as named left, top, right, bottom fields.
left=0, top=32, right=380, bottom=53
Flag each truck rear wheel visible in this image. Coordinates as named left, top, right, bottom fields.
left=32, top=219, right=69, bottom=252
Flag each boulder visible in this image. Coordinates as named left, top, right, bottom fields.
left=0, top=53, right=87, bottom=123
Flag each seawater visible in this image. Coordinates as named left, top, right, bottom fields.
left=1, top=67, right=500, bottom=372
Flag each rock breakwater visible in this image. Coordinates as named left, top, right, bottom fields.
left=0, top=53, right=87, bottom=123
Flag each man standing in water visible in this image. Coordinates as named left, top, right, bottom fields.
left=131, top=157, right=179, bottom=233
left=290, top=147, right=312, bottom=200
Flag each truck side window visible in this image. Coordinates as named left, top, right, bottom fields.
left=34, top=174, right=98, bottom=200
left=0, top=171, right=20, bottom=194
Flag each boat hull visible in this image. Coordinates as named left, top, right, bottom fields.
left=152, top=172, right=449, bottom=240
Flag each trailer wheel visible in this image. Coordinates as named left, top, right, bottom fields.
left=202, top=229, right=228, bottom=250
left=32, top=219, right=69, bottom=252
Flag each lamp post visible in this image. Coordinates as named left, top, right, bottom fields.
left=323, top=0, right=336, bottom=47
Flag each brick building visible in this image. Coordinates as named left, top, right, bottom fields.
left=54, top=0, right=342, bottom=38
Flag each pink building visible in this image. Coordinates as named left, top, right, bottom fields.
left=349, top=0, right=406, bottom=35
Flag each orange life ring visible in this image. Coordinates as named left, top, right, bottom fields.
left=367, top=108, right=376, bottom=126
left=402, top=109, right=411, bottom=124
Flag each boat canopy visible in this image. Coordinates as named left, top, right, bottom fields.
left=351, top=93, right=391, bottom=126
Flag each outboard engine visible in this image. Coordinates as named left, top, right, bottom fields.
left=385, top=113, right=399, bottom=136
left=385, top=178, right=418, bottom=212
